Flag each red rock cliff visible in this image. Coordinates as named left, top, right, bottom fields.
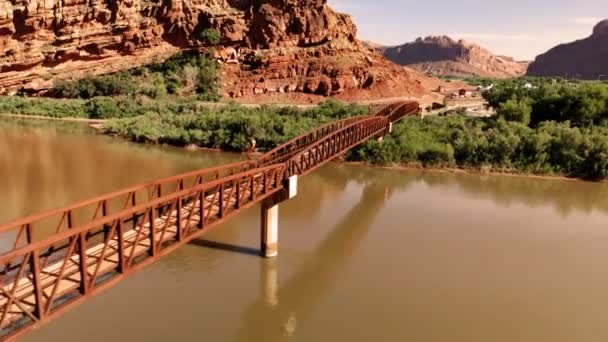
left=527, top=19, right=608, bottom=79
left=0, top=0, right=431, bottom=101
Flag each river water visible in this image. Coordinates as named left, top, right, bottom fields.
left=2, top=118, right=608, bottom=342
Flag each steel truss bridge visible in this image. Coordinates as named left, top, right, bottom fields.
left=0, top=101, right=419, bottom=340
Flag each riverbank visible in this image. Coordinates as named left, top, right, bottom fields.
left=0, top=113, right=106, bottom=123
left=348, top=116, right=608, bottom=181
left=2, top=96, right=606, bottom=181
left=2, top=112, right=603, bottom=183
left=346, top=161, right=600, bottom=183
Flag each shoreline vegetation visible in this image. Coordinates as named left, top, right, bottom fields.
left=1, top=54, right=607, bottom=181
left=0, top=112, right=105, bottom=123
left=0, top=110, right=599, bottom=183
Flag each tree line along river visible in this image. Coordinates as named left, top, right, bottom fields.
left=1, top=118, right=608, bottom=342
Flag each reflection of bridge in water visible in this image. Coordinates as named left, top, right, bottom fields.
left=0, top=102, right=420, bottom=340
left=235, top=180, right=397, bottom=341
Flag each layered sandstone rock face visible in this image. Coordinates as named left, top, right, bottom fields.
left=380, top=36, right=529, bottom=78
left=527, top=19, right=608, bottom=79
left=0, top=0, right=431, bottom=101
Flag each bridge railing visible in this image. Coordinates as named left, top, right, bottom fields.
left=256, top=102, right=412, bottom=168
left=0, top=163, right=288, bottom=336
left=0, top=160, right=262, bottom=257
left=384, top=101, right=420, bottom=123
left=373, top=102, right=407, bottom=117
left=255, top=115, right=373, bottom=167
left=285, top=116, right=389, bottom=177
left=283, top=101, right=420, bottom=177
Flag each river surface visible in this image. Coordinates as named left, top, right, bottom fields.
left=2, top=118, right=608, bottom=342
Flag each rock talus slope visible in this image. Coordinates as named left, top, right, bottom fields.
left=0, top=0, right=432, bottom=101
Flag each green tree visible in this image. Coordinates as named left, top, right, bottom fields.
left=199, top=29, right=221, bottom=45
left=497, top=98, right=532, bottom=125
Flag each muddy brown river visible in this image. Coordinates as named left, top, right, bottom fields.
left=1, top=118, right=608, bottom=342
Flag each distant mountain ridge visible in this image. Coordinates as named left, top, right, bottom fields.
left=373, top=36, right=529, bottom=78
left=527, top=19, right=608, bottom=79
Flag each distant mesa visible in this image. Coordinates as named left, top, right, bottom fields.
left=373, top=35, right=529, bottom=78
left=527, top=19, right=608, bottom=79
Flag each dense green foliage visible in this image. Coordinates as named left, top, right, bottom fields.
left=350, top=116, right=608, bottom=180
left=497, top=98, right=532, bottom=125
left=198, top=29, right=221, bottom=45
left=0, top=96, right=221, bottom=119
left=0, top=97, right=87, bottom=118
left=50, top=52, right=221, bottom=101
left=105, top=101, right=369, bottom=151
left=349, top=79, right=608, bottom=180
left=483, top=79, right=608, bottom=127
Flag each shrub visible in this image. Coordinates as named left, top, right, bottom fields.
left=418, top=143, right=455, bottom=166
left=51, top=73, right=136, bottom=99
left=0, top=96, right=86, bottom=118
left=198, top=29, right=221, bottom=45
left=497, top=98, right=532, bottom=125
left=48, top=51, right=222, bottom=102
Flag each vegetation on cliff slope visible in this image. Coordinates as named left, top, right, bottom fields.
left=0, top=51, right=224, bottom=119
left=50, top=52, right=221, bottom=101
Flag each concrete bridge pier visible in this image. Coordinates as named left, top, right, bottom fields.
left=261, top=175, right=298, bottom=258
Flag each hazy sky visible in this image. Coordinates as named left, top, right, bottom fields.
left=328, top=0, right=607, bottom=60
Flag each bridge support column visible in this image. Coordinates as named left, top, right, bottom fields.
left=261, top=202, right=279, bottom=257
left=261, top=175, right=298, bottom=258
left=388, top=122, right=393, bottom=134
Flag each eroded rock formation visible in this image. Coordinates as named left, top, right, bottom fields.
left=379, top=36, right=529, bottom=78
left=527, top=19, right=608, bottom=79
left=0, top=0, right=432, bottom=101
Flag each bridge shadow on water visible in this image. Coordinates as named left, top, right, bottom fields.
left=189, top=239, right=261, bottom=257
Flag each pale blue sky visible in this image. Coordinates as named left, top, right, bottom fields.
left=329, top=0, right=607, bottom=60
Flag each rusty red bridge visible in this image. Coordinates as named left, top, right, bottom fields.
left=0, top=101, right=419, bottom=340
